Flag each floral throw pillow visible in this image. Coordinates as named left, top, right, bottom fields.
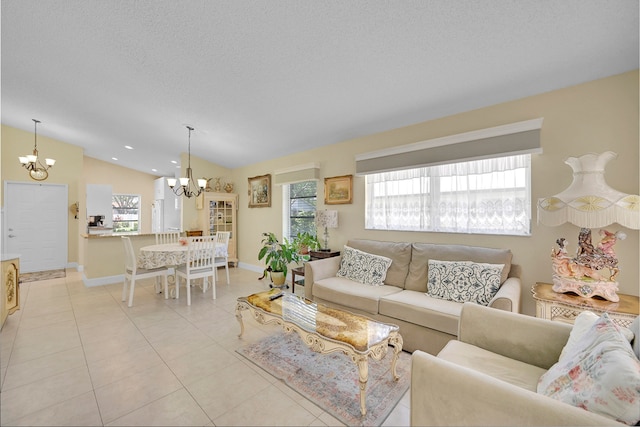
left=336, top=245, right=392, bottom=286
left=426, top=259, right=503, bottom=306
left=537, top=313, right=640, bottom=425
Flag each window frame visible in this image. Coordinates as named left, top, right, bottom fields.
left=112, top=193, right=141, bottom=234
left=283, top=181, right=317, bottom=241
left=364, top=154, right=532, bottom=236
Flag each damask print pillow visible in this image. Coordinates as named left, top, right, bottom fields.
left=426, top=259, right=503, bottom=306
left=336, top=245, right=392, bottom=286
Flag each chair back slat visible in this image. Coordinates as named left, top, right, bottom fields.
left=156, top=231, right=181, bottom=245
left=215, top=231, right=231, bottom=248
left=187, top=236, right=215, bottom=270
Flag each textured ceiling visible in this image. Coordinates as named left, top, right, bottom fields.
left=2, top=0, right=638, bottom=177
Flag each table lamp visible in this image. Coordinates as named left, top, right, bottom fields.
left=316, top=210, right=338, bottom=251
left=537, top=151, right=639, bottom=302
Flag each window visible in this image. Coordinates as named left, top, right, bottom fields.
left=284, top=181, right=317, bottom=240
left=365, top=154, right=531, bottom=235
left=112, top=194, right=140, bottom=233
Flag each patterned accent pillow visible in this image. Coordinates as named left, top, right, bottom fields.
left=336, top=245, right=392, bottom=286
left=537, top=313, right=640, bottom=425
left=426, top=259, right=504, bottom=306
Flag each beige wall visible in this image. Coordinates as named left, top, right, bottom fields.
left=1, top=125, right=84, bottom=265
left=179, top=153, right=233, bottom=232
left=82, top=156, right=159, bottom=235
left=233, top=70, right=639, bottom=316
left=2, top=71, right=638, bottom=315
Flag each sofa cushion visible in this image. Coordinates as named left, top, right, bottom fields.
left=347, top=239, right=411, bottom=288
left=438, top=340, right=547, bottom=392
left=336, top=245, right=392, bottom=286
left=378, top=290, right=462, bottom=336
left=405, top=243, right=513, bottom=293
left=426, top=259, right=504, bottom=306
left=312, top=277, right=403, bottom=315
left=537, top=313, right=640, bottom=425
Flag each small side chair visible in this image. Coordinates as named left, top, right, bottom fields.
left=121, top=236, right=169, bottom=307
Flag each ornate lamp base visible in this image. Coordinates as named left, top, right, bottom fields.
left=552, top=276, right=620, bottom=302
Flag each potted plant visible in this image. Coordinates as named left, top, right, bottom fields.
left=258, top=232, right=297, bottom=287
left=292, top=231, right=320, bottom=259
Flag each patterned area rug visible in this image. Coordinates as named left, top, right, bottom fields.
left=19, top=269, right=66, bottom=283
left=237, top=332, right=411, bottom=426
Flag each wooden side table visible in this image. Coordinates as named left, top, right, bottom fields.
left=531, top=282, right=639, bottom=328
left=290, top=250, right=341, bottom=293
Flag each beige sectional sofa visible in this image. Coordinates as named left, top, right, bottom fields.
left=304, top=239, right=521, bottom=354
left=411, top=302, right=638, bottom=426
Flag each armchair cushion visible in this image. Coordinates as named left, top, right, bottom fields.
left=438, top=340, right=547, bottom=392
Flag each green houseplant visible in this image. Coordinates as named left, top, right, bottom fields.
left=292, top=232, right=320, bottom=259
left=258, top=232, right=297, bottom=286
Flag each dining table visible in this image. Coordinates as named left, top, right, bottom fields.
left=137, top=241, right=228, bottom=270
left=138, top=241, right=229, bottom=297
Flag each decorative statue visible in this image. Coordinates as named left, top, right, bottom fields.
left=551, top=228, right=625, bottom=302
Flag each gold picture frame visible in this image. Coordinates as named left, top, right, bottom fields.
left=324, top=174, right=353, bottom=204
left=248, top=174, right=272, bottom=208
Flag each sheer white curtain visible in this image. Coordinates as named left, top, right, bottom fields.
left=365, top=154, right=531, bottom=235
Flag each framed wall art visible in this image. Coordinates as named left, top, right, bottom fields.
left=248, top=174, right=271, bottom=208
left=324, top=174, right=353, bottom=204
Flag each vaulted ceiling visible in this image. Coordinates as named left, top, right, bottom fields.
left=2, top=1, right=638, bottom=177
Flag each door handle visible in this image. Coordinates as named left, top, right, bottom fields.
left=8, top=234, right=16, bottom=238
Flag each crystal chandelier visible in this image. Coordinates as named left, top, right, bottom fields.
left=167, top=125, right=206, bottom=198
left=18, top=119, right=56, bottom=181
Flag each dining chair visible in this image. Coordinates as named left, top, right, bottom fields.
left=121, top=236, right=169, bottom=307
left=214, top=231, right=231, bottom=285
left=154, top=231, right=181, bottom=292
left=175, top=236, right=216, bottom=305
left=155, top=231, right=181, bottom=245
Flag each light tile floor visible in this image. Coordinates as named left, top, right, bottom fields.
left=0, top=267, right=410, bottom=426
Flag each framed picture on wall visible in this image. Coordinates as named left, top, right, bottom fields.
left=324, top=174, right=353, bottom=204
left=248, top=174, right=271, bottom=208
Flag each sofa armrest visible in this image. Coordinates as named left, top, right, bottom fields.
left=411, top=350, right=621, bottom=426
left=488, top=276, right=521, bottom=312
left=458, top=302, right=572, bottom=369
left=303, top=256, right=342, bottom=300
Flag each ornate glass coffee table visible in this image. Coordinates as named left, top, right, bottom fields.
left=236, top=289, right=403, bottom=417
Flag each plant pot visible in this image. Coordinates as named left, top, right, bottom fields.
left=270, top=271, right=286, bottom=286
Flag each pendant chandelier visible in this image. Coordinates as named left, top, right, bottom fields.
left=167, top=125, right=206, bottom=198
left=18, top=119, right=56, bottom=181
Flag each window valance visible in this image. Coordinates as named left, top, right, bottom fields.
left=355, top=118, right=543, bottom=175
left=274, top=162, right=320, bottom=185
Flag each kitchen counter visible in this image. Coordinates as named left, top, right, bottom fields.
left=81, top=233, right=157, bottom=286
left=82, top=232, right=156, bottom=239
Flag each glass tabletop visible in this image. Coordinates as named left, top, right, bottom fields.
left=241, top=290, right=398, bottom=352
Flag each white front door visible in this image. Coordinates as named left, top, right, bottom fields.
left=4, top=182, right=68, bottom=273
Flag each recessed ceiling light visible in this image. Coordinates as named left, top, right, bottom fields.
left=151, top=168, right=157, bottom=172
left=124, top=145, right=133, bottom=150
left=112, top=157, right=118, bottom=161
left=171, top=160, right=178, bottom=164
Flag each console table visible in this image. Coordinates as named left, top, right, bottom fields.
left=531, top=282, right=638, bottom=328
left=291, top=250, right=341, bottom=293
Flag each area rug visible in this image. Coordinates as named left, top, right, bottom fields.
left=236, top=332, right=411, bottom=426
left=19, top=268, right=66, bottom=283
